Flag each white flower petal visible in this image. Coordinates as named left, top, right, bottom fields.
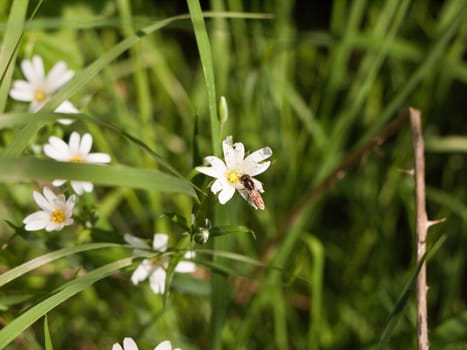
left=131, top=259, right=153, bottom=285
left=86, top=153, right=111, bottom=164
left=148, top=267, right=166, bottom=294
left=217, top=185, right=236, bottom=204
left=175, top=251, right=196, bottom=273
left=62, top=216, right=74, bottom=227
left=72, top=181, right=93, bottom=194
left=9, top=81, right=34, bottom=101
left=195, top=156, right=226, bottom=178
left=79, top=133, right=93, bottom=155
left=68, top=132, right=81, bottom=154
left=66, top=194, right=76, bottom=211
left=55, top=100, right=78, bottom=114
left=21, top=56, right=44, bottom=84
left=222, top=136, right=234, bottom=161
left=122, top=337, right=139, bottom=350
left=46, top=61, right=74, bottom=92
left=70, top=181, right=85, bottom=195
left=153, top=233, right=168, bottom=252
left=45, top=220, right=61, bottom=232
left=44, top=136, right=70, bottom=160
left=42, top=187, right=58, bottom=203
left=23, top=211, right=49, bottom=230
left=210, top=178, right=226, bottom=195
left=52, top=179, right=66, bottom=187
left=245, top=146, right=273, bottom=163
left=57, top=118, right=74, bottom=125
left=112, top=344, right=124, bottom=350
left=124, top=234, right=150, bottom=249
left=154, top=340, right=172, bottom=350
left=232, top=142, right=245, bottom=166
left=30, top=99, right=48, bottom=112
left=33, top=190, right=54, bottom=211
left=251, top=178, right=264, bottom=192
left=244, top=160, right=271, bottom=177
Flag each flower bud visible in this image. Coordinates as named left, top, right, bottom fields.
left=194, top=227, right=210, bottom=244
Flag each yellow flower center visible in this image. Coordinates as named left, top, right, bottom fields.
left=69, top=155, right=83, bottom=163
left=226, top=169, right=242, bottom=184
left=34, top=89, right=48, bottom=102
left=50, top=209, right=66, bottom=223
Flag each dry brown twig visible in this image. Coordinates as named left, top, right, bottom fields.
left=409, top=107, right=430, bottom=350
left=409, top=107, right=444, bottom=350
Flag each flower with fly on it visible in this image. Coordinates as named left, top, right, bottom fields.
left=112, top=337, right=181, bottom=350
left=9, top=55, right=78, bottom=124
left=23, top=187, right=75, bottom=231
left=195, top=136, right=272, bottom=209
left=124, top=233, right=196, bottom=295
left=43, top=131, right=111, bottom=195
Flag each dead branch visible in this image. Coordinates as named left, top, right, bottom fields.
left=409, top=107, right=429, bottom=350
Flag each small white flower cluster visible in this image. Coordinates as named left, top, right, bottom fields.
left=113, top=337, right=181, bottom=350
left=10, top=55, right=273, bottom=348
left=12, top=55, right=112, bottom=232
left=10, top=55, right=78, bottom=124
left=124, top=233, right=196, bottom=295
left=22, top=131, right=111, bottom=232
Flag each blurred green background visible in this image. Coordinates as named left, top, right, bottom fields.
left=1, top=0, right=466, bottom=349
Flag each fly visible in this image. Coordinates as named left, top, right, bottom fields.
left=239, top=174, right=265, bottom=210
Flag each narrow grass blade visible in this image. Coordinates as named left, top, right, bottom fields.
left=2, top=12, right=195, bottom=157
left=0, top=158, right=197, bottom=199
left=43, top=315, right=53, bottom=350
left=0, top=257, right=133, bottom=350
left=377, top=253, right=427, bottom=349
left=426, top=136, right=467, bottom=153
left=303, top=235, right=325, bottom=350
left=0, top=243, right=120, bottom=287
left=0, top=0, right=29, bottom=112
left=0, top=0, right=28, bottom=82
left=363, top=4, right=467, bottom=142
left=0, top=111, right=184, bottom=178
left=187, top=0, right=220, bottom=155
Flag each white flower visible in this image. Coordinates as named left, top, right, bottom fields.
left=195, top=136, right=272, bottom=209
left=112, top=338, right=181, bottom=350
left=23, top=187, right=75, bottom=231
left=9, top=55, right=78, bottom=124
left=154, top=340, right=181, bottom=350
left=112, top=337, right=139, bottom=350
left=43, top=131, right=111, bottom=195
left=125, top=233, right=196, bottom=295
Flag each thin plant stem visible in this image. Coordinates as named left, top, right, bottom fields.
left=409, top=107, right=429, bottom=350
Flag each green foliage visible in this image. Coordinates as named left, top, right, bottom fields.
left=1, top=0, right=466, bottom=349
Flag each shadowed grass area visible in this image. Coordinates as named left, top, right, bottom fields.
left=0, top=0, right=466, bottom=349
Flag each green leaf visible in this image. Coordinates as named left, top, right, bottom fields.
left=160, top=212, right=191, bottom=231
left=0, top=158, right=197, bottom=199
left=363, top=4, right=467, bottom=141
left=377, top=253, right=427, bottom=349
left=43, top=315, right=54, bottom=350
left=2, top=12, right=199, bottom=157
left=210, top=225, right=256, bottom=239
left=0, top=0, right=29, bottom=112
left=0, top=242, right=120, bottom=288
left=0, top=257, right=133, bottom=349
left=187, top=0, right=220, bottom=155
left=0, top=111, right=184, bottom=178
left=302, top=235, right=325, bottom=350
left=426, top=136, right=467, bottom=153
